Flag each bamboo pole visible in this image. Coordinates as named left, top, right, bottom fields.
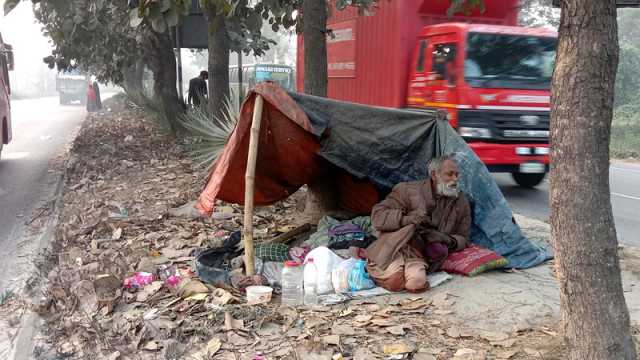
left=243, top=95, right=264, bottom=276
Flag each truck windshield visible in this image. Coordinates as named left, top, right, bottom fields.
left=465, top=32, right=557, bottom=90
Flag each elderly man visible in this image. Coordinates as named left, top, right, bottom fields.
left=365, top=154, right=471, bottom=292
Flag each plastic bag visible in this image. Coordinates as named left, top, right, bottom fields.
left=304, top=246, right=344, bottom=294
left=261, top=261, right=285, bottom=288
left=332, top=258, right=359, bottom=293
left=348, top=260, right=375, bottom=292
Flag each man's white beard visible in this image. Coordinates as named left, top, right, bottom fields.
left=436, top=177, right=459, bottom=198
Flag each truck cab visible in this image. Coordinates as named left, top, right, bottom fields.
left=0, top=33, right=13, bottom=158
left=297, top=0, right=558, bottom=188
left=407, top=23, right=556, bottom=187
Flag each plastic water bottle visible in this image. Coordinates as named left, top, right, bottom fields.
left=281, top=261, right=303, bottom=306
left=303, top=258, right=318, bottom=305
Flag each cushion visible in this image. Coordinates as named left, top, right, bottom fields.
left=441, top=245, right=509, bottom=277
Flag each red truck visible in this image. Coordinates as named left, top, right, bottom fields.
left=296, top=0, right=556, bottom=188
left=0, top=33, right=13, bottom=159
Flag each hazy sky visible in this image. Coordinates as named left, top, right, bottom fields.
left=0, top=1, right=58, bottom=96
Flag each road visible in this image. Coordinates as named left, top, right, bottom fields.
left=0, top=96, right=86, bottom=292
left=496, top=162, right=640, bottom=247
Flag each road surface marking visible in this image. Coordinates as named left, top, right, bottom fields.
left=611, top=192, right=640, bottom=201
left=611, top=166, right=640, bottom=175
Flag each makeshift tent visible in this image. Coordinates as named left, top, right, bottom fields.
left=197, top=83, right=552, bottom=269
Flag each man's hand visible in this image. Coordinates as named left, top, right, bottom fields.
left=401, top=211, right=426, bottom=227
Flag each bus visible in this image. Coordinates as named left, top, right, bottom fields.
left=229, top=63, right=295, bottom=108
left=0, top=33, right=13, bottom=159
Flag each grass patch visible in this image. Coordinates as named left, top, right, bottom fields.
left=611, top=104, right=640, bottom=159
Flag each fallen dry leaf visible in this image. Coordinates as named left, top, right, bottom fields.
left=353, top=314, right=373, bottom=323
left=178, top=280, right=209, bottom=298
left=446, top=327, right=474, bottom=339
left=188, top=337, right=222, bottom=360
left=479, top=331, right=510, bottom=342
left=323, top=335, right=340, bottom=346
left=383, top=342, right=414, bottom=355
left=144, top=341, right=159, bottom=351
left=332, top=324, right=356, bottom=336
left=453, top=348, right=476, bottom=359
left=227, top=332, right=251, bottom=346
left=387, top=325, right=406, bottom=336
left=371, top=317, right=395, bottom=327
left=400, top=298, right=431, bottom=311
left=136, top=281, right=163, bottom=302
left=339, top=307, right=354, bottom=317
left=491, top=339, right=517, bottom=348
left=205, top=338, right=222, bottom=356
left=524, top=348, right=541, bottom=356
left=71, top=280, right=98, bottom=314
left=112, top=227, right=123, bottom=240
left=496, top=350, right=518, bottom=359
left=211, top=288, right=233, bottom=305
left=224, top=312, right=244, bottom=331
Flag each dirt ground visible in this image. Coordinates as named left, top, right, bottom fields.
left=1, top=97, right=638, bottom=360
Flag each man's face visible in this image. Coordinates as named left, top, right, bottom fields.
left=431, top=159, right=460, bottom=197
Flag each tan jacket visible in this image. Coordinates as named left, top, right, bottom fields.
left=365, top=180, right=471, bottom=270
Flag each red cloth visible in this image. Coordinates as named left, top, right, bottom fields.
left=196, top=83, right=382, bottom=216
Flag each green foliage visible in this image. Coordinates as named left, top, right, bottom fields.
left=0, top=289, right=14, bottom=305
left=611, top=97, right=640, bottom=158
left=33, top=0, right=140, bottom=85
left=130, top=0, right=278, bottom=56
left=179, top=94, right=238, bottom=169
left=519, top=0, right=560, bottom=28
left=615, top=43, right=640, bottom=107
left=447, top=0, right=485, bottom=16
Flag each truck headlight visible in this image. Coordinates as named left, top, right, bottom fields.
left=459, top=127, right=492, bottom=139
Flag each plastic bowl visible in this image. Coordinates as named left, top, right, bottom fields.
left=246, top=285, right=273, bottom=304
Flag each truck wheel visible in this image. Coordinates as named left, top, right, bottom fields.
left=511, top=172, right=546, bottom=188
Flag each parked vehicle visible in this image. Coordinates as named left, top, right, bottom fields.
left=296, top=0, right=557, bottom=188
left=56, top=69, right=88, bottom=105
left=0, top=33, right=13, bottom=159
left=229, top=63, right=294, bottom=108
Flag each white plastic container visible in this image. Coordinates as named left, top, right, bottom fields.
left=281, top=261, right=303, bottom=306
left=303, top=258, right=318, bottom=305
left=304, top=246, right=343, bottom=294
left=246, top=286, right=273, bottom=304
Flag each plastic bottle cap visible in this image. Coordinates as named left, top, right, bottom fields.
left=284, top=260, right=300, bottom=267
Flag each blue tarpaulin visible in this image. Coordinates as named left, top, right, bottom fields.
left=291, top=92, right=552, bottom=268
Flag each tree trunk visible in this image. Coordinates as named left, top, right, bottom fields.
left=142, top=30, right=183, bottom=132
left=206, top=7, right=230, bottom=123
left=301, top=0, right=333, bottom=222
left=302, top=0, right=328, bottom=96
left=122, top=58, right=146, bottom=105
left=550, top=1, right=637, bottom=359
